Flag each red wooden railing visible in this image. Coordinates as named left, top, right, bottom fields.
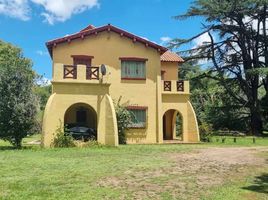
left=176, top=80, right=184, bottom=92
left=163, top=80, right=185, bottom=92
left=86, top=66, right=99, bottom=80
left=63, top=65, right=100, bottom=80
left=63, top=65, right=77, bottom=79
left=164, top=81, right=171, bottom=91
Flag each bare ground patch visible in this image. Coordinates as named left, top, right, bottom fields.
left=96, top=147, right=268, bottom=199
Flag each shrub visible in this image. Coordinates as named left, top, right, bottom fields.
left=199, top=122, right=213, bottom=142
left=77, top=139, right=101, bottom=148
left=52, top=125, right=75, bottom=148
left=114, top=97, right=132, bottom=144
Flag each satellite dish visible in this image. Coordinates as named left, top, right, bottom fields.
left=101, top=64, right=106, bottom=76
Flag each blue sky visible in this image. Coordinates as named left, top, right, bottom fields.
left=0, top=0, right=205, bottom=79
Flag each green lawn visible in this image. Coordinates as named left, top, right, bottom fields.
left=0, top=135, right=267, bottom=200
left=209, top=136, right=268, bottom=146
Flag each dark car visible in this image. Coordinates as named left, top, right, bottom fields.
left=65, top=126, right=97, bottom=141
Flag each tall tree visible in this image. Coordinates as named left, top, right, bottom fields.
left=0, top=40, right=38, bottom=148
left=172, top=0, right=268, bottom=135
left=180, top=63, right=249, bottom=133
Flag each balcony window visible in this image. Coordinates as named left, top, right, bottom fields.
left=72, top=55, right=93, bottom=66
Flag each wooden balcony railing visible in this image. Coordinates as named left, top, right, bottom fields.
left=176, top=80, right=184, bottom=92
left=163, top=80, right=186, bottom=92
left=164, top=81, right=171, bottom=91
left=63, top=65, right=100, bottom=80
left=63, top=65, right=77, bottom=79
left=86, top=66, right=99, bottom=80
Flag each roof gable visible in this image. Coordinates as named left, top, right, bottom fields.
left=46, top=24, right=168, bottom=58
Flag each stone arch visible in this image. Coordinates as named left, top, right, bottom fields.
left=63, top=102, right=98, bottom=140
left=162, top=109, right=183, bottom=140
left=161, top=100, right=200, bottom=143
left=64, top=102, right=97, bottom=130
left=42, top=92, right=119, bottom=147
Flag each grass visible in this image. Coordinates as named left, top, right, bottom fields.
left=201, top=152, right=268, bottom=200
left=209, top=136, right=268, bottom=146
left=0, top=135, right=268, bottom=199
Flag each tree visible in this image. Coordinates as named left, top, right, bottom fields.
left=172, top=0, right=268, bottom=135
left=34, top=83, right=52, bottom=111
left=180, top=63, right=249, bottom=133
left=0, top=40, right=38, bottom=148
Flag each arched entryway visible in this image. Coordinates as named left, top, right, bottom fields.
left=64, top=103, right=97, bottom=140
left=163, top=109, right=183, bottom=141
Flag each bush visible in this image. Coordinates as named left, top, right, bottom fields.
left=76, top=139, right=101, bottom=148
left=52, top=125, right=75, bottom=148
left=199, top=122, right=213, bottom=142
left=114, top=97, right=132, bottom=144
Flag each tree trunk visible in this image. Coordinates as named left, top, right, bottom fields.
left=15, top=137, right=22, bottom=149
left=250, top=107, right=263, bottom=136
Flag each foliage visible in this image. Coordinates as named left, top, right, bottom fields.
left=114, top=97, right=132, bottom=144
left=52, top=124, right=75, bottom=148
left=180, top=63, right=249, bottom=135
left=77, top=139, right=102, bottom=148
left=199, top=122, right=213, bottom=142
left=261, top=94, right=268, bottom=130
left=175, top=113, right=183, bottom=138
left=172, top=0, right=268, bottom=135
left=34, top=83, right=52, bottom=111
left=0, top=40, right=38, bottom=148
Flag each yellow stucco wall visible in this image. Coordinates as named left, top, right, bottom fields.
left=163, top=109, right=174, bottom=139
left=42, top=30, right=199, bottom=146
left=161, top=61, right=179, bottom=80
left=42, top=83, right=118, bottom=147
left=161, top=94, right=199, bottom=142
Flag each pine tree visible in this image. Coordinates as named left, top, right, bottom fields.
left=172, top=0, right=268, bottom=135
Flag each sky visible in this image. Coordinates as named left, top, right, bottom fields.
left=0, top=0, right=207, bottom=80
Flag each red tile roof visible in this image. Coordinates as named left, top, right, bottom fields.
left=160, top=51, right=184, bottom=63
left=46, top=24, right=168, bottom=58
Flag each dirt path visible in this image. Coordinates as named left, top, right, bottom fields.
left=97, top=147, right=268, bottom=200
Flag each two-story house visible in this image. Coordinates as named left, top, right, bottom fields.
left=42, top=24, right=199, bottom=147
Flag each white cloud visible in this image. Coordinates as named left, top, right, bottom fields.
left=160, top=36, right=171, bottom=45
left=193, top=32, right=211, bottom=48
left=0, top=0, right=99, bottom=24
left=31, top=0, right=100, bottom=25
left=160, top=36, right=171, bottom=42
left=243, top=16, right=268, bottom=34
left=36, top=50, right=48, bottom=56
left=192, top=33, right=212, bottom=65
left=0, top=0, right=30, bottom=21
left=36, top=76, right=51, bottom=86
left=41, top=77, right=51, bottom=85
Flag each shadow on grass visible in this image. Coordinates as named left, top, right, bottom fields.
left=242, top=173, right=268, bottom=194
left=0, top=145, right=39, bottom=151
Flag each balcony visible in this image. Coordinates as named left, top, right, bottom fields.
left=162, top=80, right=190, bottom=94
left=52, top=63, right=110, bottom=84
left=63, top=65, right=100, bottom=80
